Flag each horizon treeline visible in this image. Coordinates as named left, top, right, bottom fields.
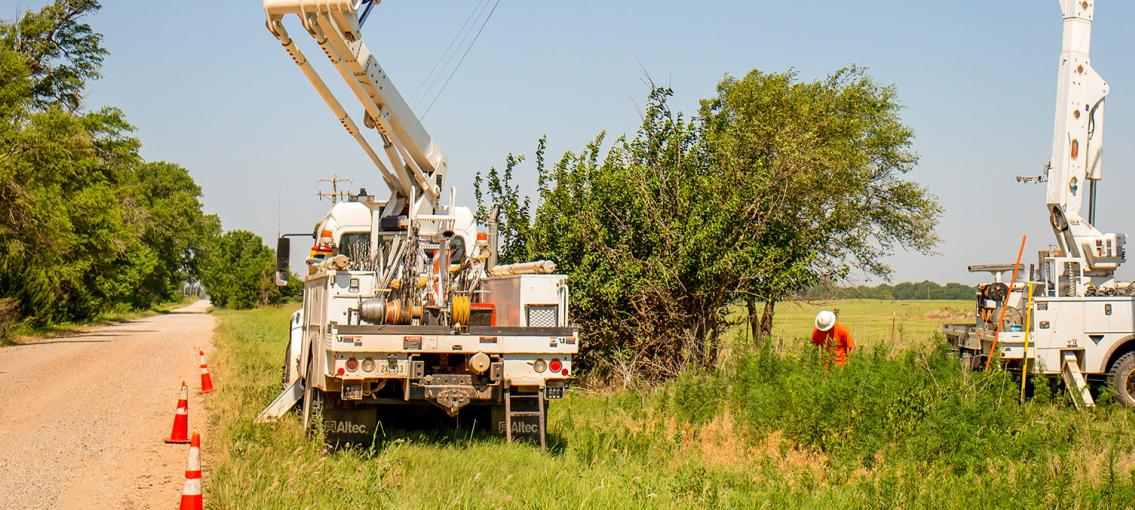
left=797, top=280, right=978, bottom=301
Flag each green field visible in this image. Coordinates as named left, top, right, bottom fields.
left=766, top=299, right=972, bottom=348
left=205, top=301, right=1135, bottom=509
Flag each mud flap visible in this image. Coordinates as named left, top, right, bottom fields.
left=490, top=404, right=545, bottom=444
left=321, top=406, right=379, bottom=445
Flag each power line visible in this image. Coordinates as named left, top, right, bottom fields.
left=415, top=0, right=494, bottom=111
left=408, top=0, right=489, bottom=105
left=421, top=0, right=502, bottom=118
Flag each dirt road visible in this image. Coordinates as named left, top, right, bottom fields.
left=0, top=300, right=215, bottom=509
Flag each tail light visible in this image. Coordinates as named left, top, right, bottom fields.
left=548, top=358, right=562, bottom=373
left=533, top=359, right=547, bottom=373
left=361, top=358, right=375, bottom=372
left=346, top=357, right=359, bottom=372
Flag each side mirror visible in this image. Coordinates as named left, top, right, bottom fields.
left=275, top=237, right=291, bottom=287
left=274, top=269, right=289, bottom=287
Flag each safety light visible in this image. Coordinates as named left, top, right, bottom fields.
left=533, top=359, right=547, bottom=373
left=361, top=358, right=375, bottom=372
left=346, top=357, right=359, bottom=372
left=548, top=358, right=562, bottom=373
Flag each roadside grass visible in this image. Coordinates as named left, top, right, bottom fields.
left=207, top=302, right=1135, bottom=509
left=0, top=295, right=195, bottom=346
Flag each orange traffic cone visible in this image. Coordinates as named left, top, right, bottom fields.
left=198, top=350, right=215, bottom=394
left=179, top=432, right=203, bottom=510
left=164, top=382, right=190, bottom=444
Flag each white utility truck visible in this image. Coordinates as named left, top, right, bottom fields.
left=255, top=0, right=576, bottom=448
left=944, top=0, right=1135, bottom=408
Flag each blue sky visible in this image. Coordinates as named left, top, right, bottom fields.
left=5, top=1, right=1135, bottom=284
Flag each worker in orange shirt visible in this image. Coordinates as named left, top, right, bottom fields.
left=811, top=310, right=855, bottom=366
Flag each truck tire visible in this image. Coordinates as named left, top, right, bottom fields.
left=280, top=342, right=293, bottom=391
left=301, top=354, right=324, bottom=434
left=283, top=343, right=306, bottom=416
left=1108, top=352, right=1135, bottom=408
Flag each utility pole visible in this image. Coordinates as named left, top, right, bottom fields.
left=317, top=174, right=353, bottom=203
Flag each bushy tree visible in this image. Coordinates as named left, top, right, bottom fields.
left=477, top=69, right=940, bottom=381
left=1, top=0, right=105, bottom=111
left=197, top=230, right=278, bottom=309
left=473, top=150, right=532, bottom=264
left=126, top=161, right=220, bottom=306
left=0, top=1, right=217, bottom=327
left=699, top=67, right=941, bottom=341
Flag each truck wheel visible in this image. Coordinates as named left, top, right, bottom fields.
left=280, top=342, right=293, bottom=391
left=1108, top=352, right=1135, bottom=408
left=302, top=382, right=325, bottom=435
left=301, top=355, right=324, bottom=434
left=285, top=343, right=305, bottom=416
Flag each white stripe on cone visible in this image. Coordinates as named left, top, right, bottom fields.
left=182, top=477, right=202, bottom=496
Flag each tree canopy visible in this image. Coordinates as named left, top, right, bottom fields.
left=477, top=68, right=941, bottom=381
left=197, top=230, right=299, bottom=309
left=699, top=67, right=941, bottom=339
left=0, top=1, right=279, bottom=329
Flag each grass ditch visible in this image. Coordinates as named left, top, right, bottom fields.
left=206, top=303, right=1135, bottom=508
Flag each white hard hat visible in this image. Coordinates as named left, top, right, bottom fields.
left=815, top=310, right=836, bottom=332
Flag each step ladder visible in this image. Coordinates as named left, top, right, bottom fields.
left=503, top=383, right=546, bottom=451
left=256, top=379, right=304, bottom=423
left=1061, top=351, right=1095, bottom=409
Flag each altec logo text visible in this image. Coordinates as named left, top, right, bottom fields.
left=498, top=420, right=539, bottom=434
left=325, top=420, right=367, bottom=434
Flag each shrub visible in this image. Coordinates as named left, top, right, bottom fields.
left=668, top=369, right=724, bottom=425
left=728, top=343, right=1080, bottom=471
left=0, top=298, right=17, bottom=343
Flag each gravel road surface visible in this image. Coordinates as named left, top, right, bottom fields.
left=0, top=300, right=215, bottom=509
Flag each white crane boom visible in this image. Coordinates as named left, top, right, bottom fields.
left=1045, top=0, right=1123, bottom=279
left=264, top=0, right=446, bottom=217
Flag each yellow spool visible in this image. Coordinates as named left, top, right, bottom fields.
left=450, top=295, right=470, bottom=325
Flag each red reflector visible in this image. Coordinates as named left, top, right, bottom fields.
left=561, top=368, right=569, bottom=376
left=336, top=367, right=345, bottom=376
left=346, top=357, right=359, bottom=371
left=549, top=358, right=562, bottom=373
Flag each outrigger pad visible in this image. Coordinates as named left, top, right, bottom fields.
left=256, top=380, right=304, bottom=423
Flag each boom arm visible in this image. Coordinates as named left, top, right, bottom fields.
left=1045, top=0, right=1122, bottom=277
left=264, top=0, right=447, bottom=217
